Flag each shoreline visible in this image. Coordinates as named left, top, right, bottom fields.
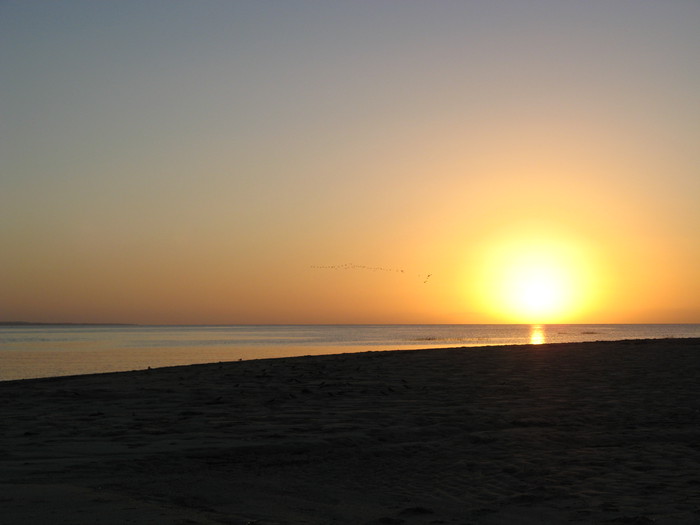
left=3, top=324, right=699, bottom=382
left=1, top=336, right=698, bottom=384
left=0, top=321, right=138, bottom=326
left=2, top=338, right=700, bottom=523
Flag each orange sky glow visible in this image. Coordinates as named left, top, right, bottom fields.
left=1, top=2, right=698, bottom=324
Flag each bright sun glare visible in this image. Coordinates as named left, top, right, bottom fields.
left=504, top=254, right=572, bottom=319
left=472, top=233, right=598, bottom=323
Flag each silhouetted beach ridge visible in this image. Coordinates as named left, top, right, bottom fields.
left=1, top=337, right=699, bottom=523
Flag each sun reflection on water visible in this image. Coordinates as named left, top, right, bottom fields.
left=530, top=324, right=546, bottom=345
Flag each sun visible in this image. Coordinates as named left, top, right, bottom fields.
left=500, top=253, right=573, bottom=321
left=470, top=232, right=598, bottom=323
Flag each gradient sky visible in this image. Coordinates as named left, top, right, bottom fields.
left=2, top=1, right=699, bottom=324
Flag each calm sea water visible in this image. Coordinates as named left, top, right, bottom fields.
left=1, top=324, right=699, bottom=381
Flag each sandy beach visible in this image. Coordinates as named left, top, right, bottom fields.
left=1, top=338, right=699, bottom=524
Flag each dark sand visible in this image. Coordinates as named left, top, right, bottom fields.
left=1, top=338, right=699, bottom=524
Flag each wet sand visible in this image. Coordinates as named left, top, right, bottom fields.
left=1, top=338, right=699, bottom=524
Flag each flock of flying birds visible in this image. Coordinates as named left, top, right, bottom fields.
left=311, top=263, right=432, bottom=284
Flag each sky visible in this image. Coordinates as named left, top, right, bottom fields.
left=2, top=1, right=699, bottom=325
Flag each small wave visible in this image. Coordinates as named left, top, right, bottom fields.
left=412, top=337, right=465, bottom=343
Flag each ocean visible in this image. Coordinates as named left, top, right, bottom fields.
left=1, top=324, right=699, bottom=381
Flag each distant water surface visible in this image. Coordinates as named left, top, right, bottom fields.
left=1, top=324, right=699, bottom=381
